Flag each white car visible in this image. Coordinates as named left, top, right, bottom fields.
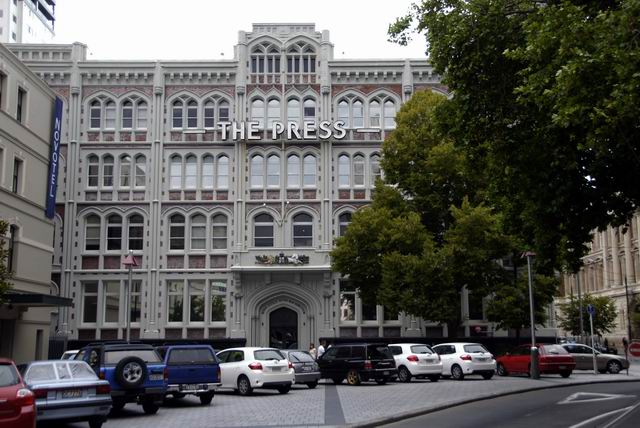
left=216, top=347, right=295, bottom=396
left=389, top=343, right=443, bottom=382
left=432, top=342, right=496, bottom=380
left=60, top=350, right=79, bottom=360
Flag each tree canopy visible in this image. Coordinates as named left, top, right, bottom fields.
left=389, top=0, right=640, bottom=272
left=557, top=293, right=618, bottom=336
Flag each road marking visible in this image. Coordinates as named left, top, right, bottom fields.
left=558, top=392, right=636, bottom=405
left=601, top=401, right=640, bottom=428
left=568, top=406, right=634, bottom=428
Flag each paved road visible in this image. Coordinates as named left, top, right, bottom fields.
left=382, top=382, right=640, bottom=428
left=54, top=370, right=640, bottom=428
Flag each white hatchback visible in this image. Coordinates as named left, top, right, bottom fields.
left=432, top=342, right=496, bottom=380
left=216, top=347, right=295, bottom=396
left=389, top=343, right=443, bottom=382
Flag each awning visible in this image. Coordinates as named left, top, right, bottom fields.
left=3, top=291, right=73, bottom=307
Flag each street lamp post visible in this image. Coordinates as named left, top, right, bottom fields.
left=123, top=250, right=138, bottom=343
left=577, top=273, right=584, bottom=343
left=523, top=251, right=539, bottom=379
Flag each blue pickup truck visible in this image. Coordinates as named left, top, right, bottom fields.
left=76, top=343, right=167, bottom=414
left=155, top=345, right=221, bottom=405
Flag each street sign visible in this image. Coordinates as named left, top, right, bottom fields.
left=629, top=342, right=640, bottom=358
left=587, top=304, right=595, bottom=316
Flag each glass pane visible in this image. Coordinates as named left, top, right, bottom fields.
left=340, top=294, right=355, bottom=321
left=211, top=295, right=226, bottom=322
left=83, top=295, right=97, bottom=323
left=168, top=295, right=183, bottom=322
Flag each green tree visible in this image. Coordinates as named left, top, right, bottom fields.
left=557, top=294, right=618, bottom=336
left=0, top=219, right=13, bottom=303
left=388, top=0, right=640, bottom=272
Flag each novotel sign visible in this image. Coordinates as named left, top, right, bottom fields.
left=217, top=120, right=347, bottom=141
left=45, top=97, right=63, bottom=219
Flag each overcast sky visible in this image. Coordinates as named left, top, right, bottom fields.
left=51, top=0, right=427, bottom=61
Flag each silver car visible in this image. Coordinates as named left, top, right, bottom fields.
left=561, top=343, right=630, bottom=374
left=281, top=350, right=321, bottom=388
left=20, top=360, right=111, bottom=428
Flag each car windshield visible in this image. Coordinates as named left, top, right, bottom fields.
left=68, top=362, right=98, bottom=379
left=542, top=345, right=569, bottom=355
left=289, top=351, right=315, bottom=362
left=254, top=349, right=285, bottom=361
left=25, top=363, right=56, bottom=383
left=104, top=349, right=161, bottom=364
left=0, top=364, right=20, bottom=387
left=410, top=345, right=435, bottom=354
left=464, top=344, right=489, bottom=353
left=368, top=346, right=393, bottom=359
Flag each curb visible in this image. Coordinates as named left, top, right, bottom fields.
left=350, top=377, right=640, bottom=428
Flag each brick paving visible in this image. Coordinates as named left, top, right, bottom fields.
left=61, top=366, right=640, bottom=428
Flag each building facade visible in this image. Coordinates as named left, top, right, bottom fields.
left=0, top=0, right=55, bottom=44
left=0, top=41, right=68, bottom=363
left=10, top=23, right=500, bottom=348
left=557, top=214, right=640, bottom=342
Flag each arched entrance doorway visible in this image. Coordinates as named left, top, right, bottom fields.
left=269, top=307, right=298, bottom=349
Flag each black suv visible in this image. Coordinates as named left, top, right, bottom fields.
left=317, top=343, right=397, bottom=385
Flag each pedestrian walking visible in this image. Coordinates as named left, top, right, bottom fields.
left=317, top=339, right=327, bottom=359
left=309, top=343, right=317, bottom=359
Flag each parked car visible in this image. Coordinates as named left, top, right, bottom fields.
left=560, top=343, right=629, bottom=374
left=496, top=344, right=576, bottom=378
left=61, top=350, right=79, bottom=360
left=280, top=350, right=321, bottom=388
left=76, top=342, right=167, bottom=414
left=19, top=360, right=111, bottom=428
left=432, top=342, right=496, bottom=380
left=316, top=343, right=397, bottom=386
left=388, top=343, right=442, bottom=382
left=216, top=347, right=294, bottom=396
left=155, top=345, right=221, bottom=404
left=0, top=359, right=35, bottom=428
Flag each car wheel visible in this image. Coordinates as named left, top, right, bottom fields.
left=142, top=402, right=159, bottom=415
left=277, top=385, right=291, bottom=394
left=497, top=363, right=508, bottom=376
left=306, top=381, right=318, bottom=389
left=332, top=377, right=344, bottom=384
left=114, top=356, right=147, bottom=389
left=346, top=369, right=361, bottom=386
left=89, top=417, right=105, bottom=428
left=111, top=399, right=126, bottom=412
left=451, top=365, right=464, bottom=380
left=398, top=366, right=412, bottom=383
left=560, top=370, right=572, bottom=378
left=375, top=378, right=387, bottom=385
left=199, top=391, right=214, bottom=405
left=428, top=375, right=439, bottom=382
left=607, top=360, right=622, bottom=374
left=482, top=372, right=494, bottom=380
left=237, top=375, right=253, bottom=396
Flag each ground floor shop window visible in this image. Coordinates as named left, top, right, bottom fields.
left=166, top=278, right=228, bottom=324
left=339, top=280, right=356, bottom=322
left=82, top=282, right=98, bottom=323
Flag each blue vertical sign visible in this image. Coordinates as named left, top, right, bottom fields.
left=45, top=97, right=63, bottom=219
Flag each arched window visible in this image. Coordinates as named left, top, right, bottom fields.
left=303, top=155, right=316, bottom=187
left=287, top=99, right=300, bottom=125
left=254, top=213, right=274, bottom=247
left=119, top=155, right=132, bottom=187
left=338, top=100, right=349, bottom=126
left=251, top=99, right=265, bottom=128
left=85, top=215, right=101, bottom=251
left=287, top=154, right=300, bottom=188
left=172, top=100, right=184, bottom=128
left=102, top=155, right=114, bottom=187
left=339, top=212, right=352, bottom=236
left=187, top=100, right=198, bottom=128
left=184, top=155, right=197, bottom=189
left=251, top=155, right=264, bottom=188
left=267, top=99, right=280, bottom=128
left=369, top=100, right=381, bottom=127
left=136, top=101, right=148, bottom=129
left=338, top=154, right=350, bottom=187
left=219, top=100, right=230, bottom=122
left=190, top=214, right=206, bottom=250
left=106, top=214, right=122, bottom=251
left=303, top=99, right=316, bottom=122
left=370, top=154, right=382, bottom=184
left=169, top=155, right=182, bottom=189
left=353, top=100, right=364, bottom=128
left=89, top=100, right=101, bottom=129
left=293, top=213, right=313, bottom=247
left=104, top=101, right=116, bottom=129
left=217, top=155, right=229, bottom=189
left=251, top=44, right=280, bottom=74
left=87, top=155, right=99, bottom=187
left=204, top=101, right=215, bottom=128
left=337, top=98, right=364, bottom=128
left=202, top=155, right=214, bottom=189
left=353, top=154, right=365, bottom=187
left=128, top=214, right=144, bottom=251
left=384, top=100, right=396, bottom=128
left=169, top=214, right=185, bottom=250
left=212, top=214, right=227, bottom=249
left=267, top=155, right=280, bottom=187
left=287, top=42, right=316, bottom=74
left=122, top=100, right=133, bottom=129
left=134, top=155, right=146, bottom=187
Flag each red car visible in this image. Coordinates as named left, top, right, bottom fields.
left=496, top=344, right=576, bottom=378
left=0, top=358, right=36, bottom=428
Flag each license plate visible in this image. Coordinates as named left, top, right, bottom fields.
left=383, top=371, right=389, bottom=375
left=180, top=384, right=203, bottom=391
left=149, top=374, right=163, bottom=381
left=271, top=366, right=283, bottom=372
left=302, top=366, right=312, bottom=371
left=559, top=366, right=566, bottom=369
left=62, top=389, right=82, bottom=399
left=476, top=358, right=486, bottom=361
left=425, top=359, right=434, bottom=363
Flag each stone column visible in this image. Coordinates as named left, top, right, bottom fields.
left=611, top=228, right=621, bottom=286
left=602, top=230, right=610, bottom=289
left=624, top=226, right=635, bottom=284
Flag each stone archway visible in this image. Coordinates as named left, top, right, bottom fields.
left=269, top=307, right=298, bottom=349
